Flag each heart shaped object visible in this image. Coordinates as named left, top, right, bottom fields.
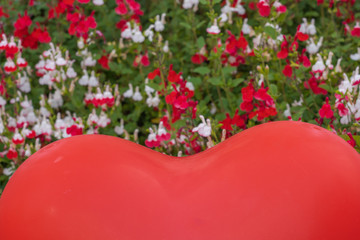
left=1, top=121, right=360, bottom=240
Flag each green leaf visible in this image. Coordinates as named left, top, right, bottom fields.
left=147, top=82, right=161, bottom=91
left=208, top=77, right=222, bottom=86
left=196, top=21, right=206, bottom=29
left=188, top=77, right=202, bottom=87
left=318, top=84, right=331, bottom=92
left=264, top=26, right=278, bottom=40
left=222, top=66, right=237, bottom=75
left=193, top=66, right=210, bottom=75
left=228, top=78, right=244, bottom=88
left=197, top=37, right=205, bottom=49
left=109, top=62, right=122, bottom=74
left=269, top=84, right=278, bottom=95
left=353, top=136, right=360, bottom=146
left=179, top=22, right=191, bottom=30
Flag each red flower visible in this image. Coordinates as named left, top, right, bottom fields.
left=0, top=6, right=9, bottom=18
left=282, top=64, right=293, bottom=77
left=66, top=125, right=83, bottom=136
left=116, top=3, right=128, bottom=15
left=191, top=53, right=207, bottom=64
left=14, top=12, right=32, bottom=31
left=7, top=149, right=18, bottom=160
left=232, top=109, right=246, bottom=128
left=347, top=132, right=356, bottom=147
left=78, top=0, right=91, bottom=3
left=219, top=113, right=233, bottom=131
left=336, top=102, right=348, bottom=117
left=241, top=82, right=255, bottom=102
left=140, top=54, right=150, bottom=67
left=351, top=22, right=360, bottom=37
left=257, top=1, right=271, bottom=17
left=148, top=68, right=160, bottom=79
left=319, top=97, right=333, bottom=119
left=296, top=25, right=309, bottom=41
left=298, top=49, right=311, bottom=68
left=304, top=72, right=327, bottom=95
left=240, top=101, right=253, bottom=112
left=98, top=55, right=110, bottom=69
left=63, top=0, right=75, bottom=5
left=277, top=36, right=289, bottom=59
left=32, top=25, right=51, bottom=43
left=126, top=0, right=141, bottom=11
left=254, top=84, right=274, bottom=106
left=167, top=65, right=182, bottom=83
left=237, top=34, right=248, bottom=50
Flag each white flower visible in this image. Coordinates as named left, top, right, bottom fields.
left=121, top=23, right=132, bottom=39
left=77, top=37, right=85, bottom=49
left=3, top=165, right=15, bottom=176
left=115, top=119, right=124, bottom=135
left=17, top=73, right=31, bottom=93
left=232, top=0, right=245, bottom=15
left=182, top=0, right=193, bottom=9
left=26, top=112, right=37, bottom=125
left=97, top=112, right=110, bottom=128
left=146, top=92, right=160, bottom=107
left=144, top=25, right=155, bottom=42
left=339, top=73, right=352, bottom=94
left=48, top=89, right=63, bottom=109
left=132, top=26, right=145, bottom=43
left=192, top=115, right=211, bottom=137
left=55, top=113, right=66, bottom=130
left=93, top=0, right=104, bottom=5
left=0, top=118, right=4, bottom=134
left=307, top=19, right=316, bottom=35
left=87, top=109, right=99, bottom=126
left=84, top=55, right=96, bottom=67
left=40, top=118, right=52, bottom=136
left=0, top=96, right=6, bottom=108
left=218, top=13, right=228, bottom=23
left=66, top=66, right=77, bottom=78
left=210, top=102, right=217, bottom=115
left=325, top=51, right=334, bottom=69
left=145, top=78, right=155, bottom=95
left=242, top=18, right=251, bottom=35
left=55, top=53, right=67, bottom=66
left=154, top=14, right=166, bottom=32
left=207, top=20, right=220, bottom=35
left=350, top=48, right=360, bottom=61
left=88, top=71, right=99, bottom=87
left=132, top=86, right=143, bottom=101
left=45, top=59, right=56, bottom=71
left=186, top=81, right=195, bottom=91
left=340, top=114, right=351, bottom=125
left=312, top=53, right=325, bottom=72
left=123, top=83, right=134, bottom=98
left=79, top=70, right=89, bottom=86
left=292, top=97, right=303, bottom=107
left=163, top=40, right=169, bottom=53
left=183, top=0, right=199, bottom=9
left=284, top=104, right=291, bottom=118
left=335, top=58, right=342, bottom=73
left=306, top=37, right=323, bottom=55
left=0, top=34, right=8, bottom=49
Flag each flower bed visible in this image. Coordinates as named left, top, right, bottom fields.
left=0, top=0, right=360, bottom=194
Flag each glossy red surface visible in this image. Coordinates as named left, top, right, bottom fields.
left=0, top=121, right=360, bottom=240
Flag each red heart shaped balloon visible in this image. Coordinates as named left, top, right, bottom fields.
left=1, top=121, right=360, bottom=240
